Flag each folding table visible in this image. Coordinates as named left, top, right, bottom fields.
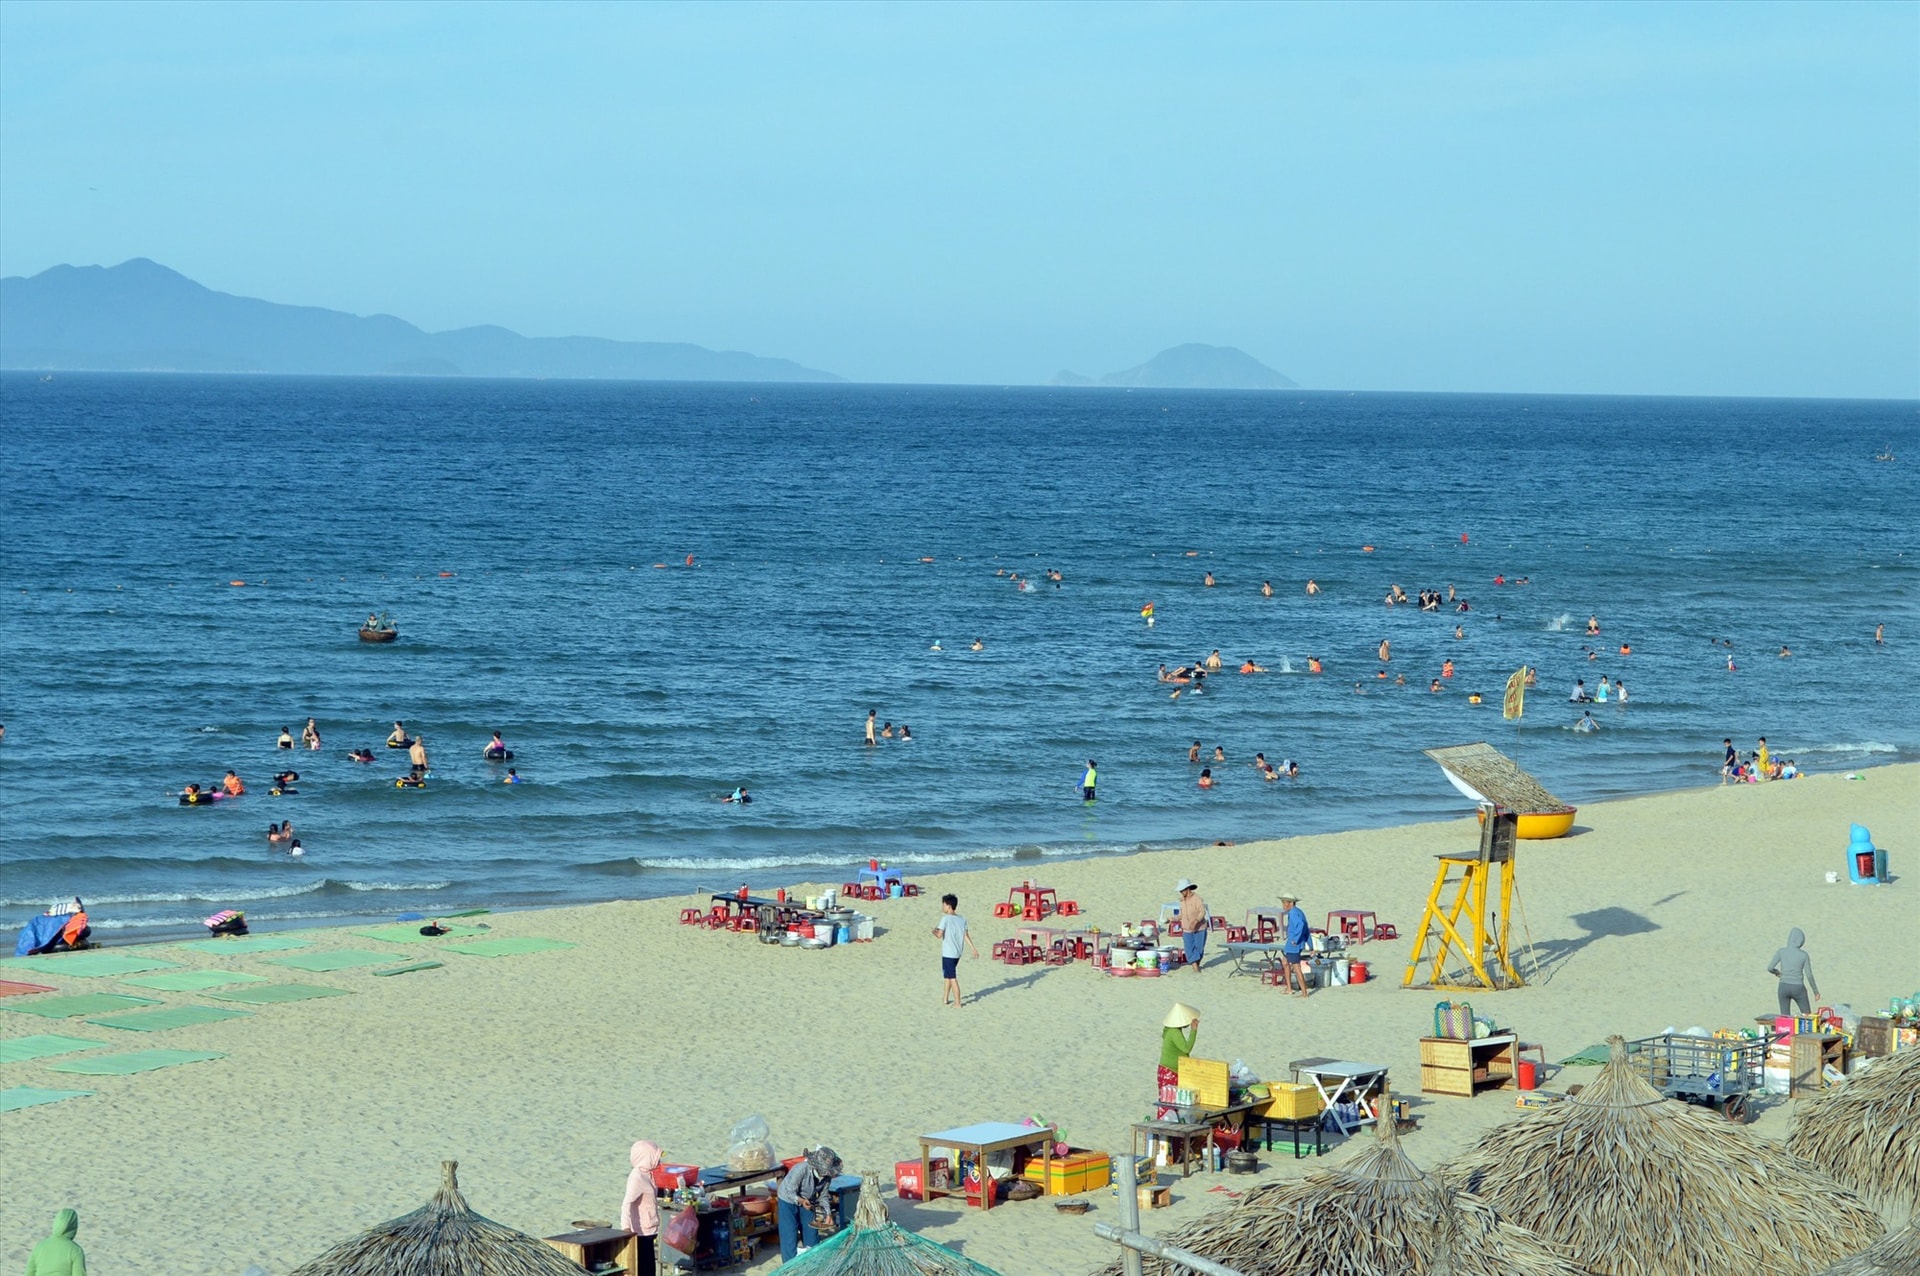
left=1287, top=1056, right=1389, bottom=1136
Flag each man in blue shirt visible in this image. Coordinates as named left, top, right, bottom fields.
left=1280, top=894, right=1312, bottom=998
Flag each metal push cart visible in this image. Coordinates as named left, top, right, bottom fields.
left=1625, top=1031, right=1772, bottom=1123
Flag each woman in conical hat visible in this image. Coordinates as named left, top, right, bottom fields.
left=1158, top=1003, right=1200, bottom=1118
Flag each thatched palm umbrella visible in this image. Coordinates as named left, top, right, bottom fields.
left=1816, top=1220, right=1920, bottom=1276
left=1791, top=1040, right=1920, bottom=1212
left=1094, top=1097, right=1595, bottom=1276
left=783, top=1173, right=1008, bottom=1275
left=288, top=1161, right=586, bottom=1276
left=1452, top=1036, right=1884, bottom=1276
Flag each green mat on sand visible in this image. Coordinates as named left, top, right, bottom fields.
left=1558, top=1043, right=1635, bottom=1067
left=0, top=1085, right=95, bottom=1112
left=444, top=937, right=575, bottom=958
left=176, top=934, right=312, bottom=954
left=2, top=952, right=178, bottom=978
left=1, top=1034, right=105, bottom=1064
left=2, top=993, right=161, bottom=1019
left=206, top=984, right=350, bottom=1005
left=87, top=1006, right=253, bottom=1032
left=266, top=949, right=392, bottom=972
left=373, top=961, right=444, bottom=977
left=49, top=1049, right=224, bottom=1075
left=120, top=969, right=266, bottom=992
left=354, top=923, right=488, bottom=944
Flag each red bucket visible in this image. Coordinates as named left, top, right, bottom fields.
left=1349, top=961, right=1370, bottom=984
left=1517, top=1060, right=1539, bottom=1091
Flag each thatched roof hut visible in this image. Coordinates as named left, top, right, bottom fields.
left=1816, top=1220, right=1920, bottom=1276
left=288, top=1161, right=585, bottom=1276
left=1093, top=1101, right=1595, bottom=1276
left=1452, top=1037, right=1884, bottom=1276
left=1423, top=742, right=1571, bottom=814
left=783, top=1173, right=1007, bottom=1275
left=1791, top=1041, right=1920, bottom=1212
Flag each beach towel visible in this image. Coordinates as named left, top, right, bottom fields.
left=119, top=970, right=266, bottom=992
left=176, top=934, right=311, bottom=954
left=1559, top=1043, right=1616, bottom=1067
left=48, top=1049, right=224, bottom=1075
left=205, top=984, right=350, bottom=1005
left=86, top=1006, right=253, bottom=1032
left=0, top=980, right=58, bottom=998
left=266, top=949, right=391, bottom=972
left=2, top=993, right=161, bottom=1019
left=371, top=961, right=444, bottom=977
left=0, top=1086, right=94, bottom=1113
left=3, top=952, right=177, bottom=978
left=0, top=1034, right=104, bottom=1064
left=444, top=936, right=575, bottom=957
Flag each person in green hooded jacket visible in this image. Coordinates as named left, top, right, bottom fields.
left=25, top=1208, right=86, bottom=1276
left=1156, top=1002, right=1200, bottom=1118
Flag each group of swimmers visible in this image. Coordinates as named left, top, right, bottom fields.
left=265, top=822, right=304, bottom=855
left=1722, top=736, right=1799, bottom=783
left=863, top=710, right=913, bottom=745
left=1187, top=741, right=1300, bottom=785
left=1569, top=676, right=1628, bottom=705
left=276, top=719, right=323, bottom=750
left=1383, top=584, right=1472, bottom=613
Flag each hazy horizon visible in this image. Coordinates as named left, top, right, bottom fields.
left=2, top=2, right=1915, bottom=397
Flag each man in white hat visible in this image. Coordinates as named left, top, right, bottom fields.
left=1279, top=893, right=1311, bottom=997
left=1176, top=879, right=1209, bottom=973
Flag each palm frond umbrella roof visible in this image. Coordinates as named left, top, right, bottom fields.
left=1791, top=1039, right=1920, bottom=1212
left=782, top=1173, right=1007, bottom=1276
left=288, top=1161, right=585, bottom=1276
left=1093, top=1100, right=1595, bottom=1276
left=1452, top=1036, right=1884, bottom=1276
left=1816, top=1220, right=1920, bottom=1276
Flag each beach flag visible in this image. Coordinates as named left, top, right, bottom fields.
left=1141, top=602, right=1155, bottom=626
left=1502, top=667, right=1527, bottom=721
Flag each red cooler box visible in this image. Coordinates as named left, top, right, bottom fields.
left=894, top=1157, right=950, bottom=1200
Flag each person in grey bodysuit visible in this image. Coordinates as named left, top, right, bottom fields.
left=1767, top=928, right=1820, bottom=1016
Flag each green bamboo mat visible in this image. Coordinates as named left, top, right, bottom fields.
left=0, top=1085, right=94, bottom=1112
left=2, top=952, right=178, bottom=978
left=87, top=1006, right=254, bottom=1032
left=354, top=923, right=488, bottom=944
left=2, top=993, right=161, bottom=1019
left=372, top=961, right=444, bottom=977
left=0, top=1034, right=105, bottom=1064
left=175, top=934, right=312, bottom=954
left=120, top=970, right=267, bottom=992
left=265, top=950, right=391, bottom=972
left=444, top=937, right=575, bottom=958
left=205, top=984, right=350, bottom=1005
left=48, top=1049, right=225, bottom=1075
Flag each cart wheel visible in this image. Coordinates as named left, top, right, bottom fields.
left=1722, top=1094, right=1748, bottom=1123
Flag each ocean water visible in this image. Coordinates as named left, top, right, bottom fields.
left=1, top=374, right=1915, bottom=935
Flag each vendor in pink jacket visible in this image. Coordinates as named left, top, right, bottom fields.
left=619, top=1140, right=663, bottom=1270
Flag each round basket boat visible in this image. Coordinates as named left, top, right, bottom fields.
left=1478, top=806, right=1576, bottom=839
left=358, top=627, right=399, bottom=643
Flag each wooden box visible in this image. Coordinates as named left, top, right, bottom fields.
left=544, top=1227, right=638, bottom=1275
left=1420, top=1034, right=1516, bottom=1098
left=1177, top=1057, right=1230, bottom=1108
left=1790, top=1033, right=1848, bottom=1097
left=1855, top=1016, right=1893, bottom=1059
left=1022, top=1149, right=1111, bottom=1196
left=1252, top=1081, right=1324, bottom=1120
left=1137, top=1184, right=1172, bottom=1210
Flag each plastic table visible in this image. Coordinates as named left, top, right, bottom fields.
left=1245, top=906, right=1287, bottom=940
left=1287, top=1057, right=1389, bottom=1136
left=919, top=1121, right=1054, bottom=1211
left=1326, top=910, right=1377, bottom=944
left=1006, top=884, right=1059, bottom=917
left=857, top=866, right=904, bottom=895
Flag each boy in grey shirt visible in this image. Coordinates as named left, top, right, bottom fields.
left=934, top=893, right=981, bottom=1008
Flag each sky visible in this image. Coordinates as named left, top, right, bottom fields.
left=2, top=2, right=1916, bottom=396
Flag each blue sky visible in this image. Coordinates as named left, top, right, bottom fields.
left=2, top=1, right=1915, bottom=395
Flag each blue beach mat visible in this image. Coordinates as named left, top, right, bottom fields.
left=0, top=1085, right=95, bottom=1113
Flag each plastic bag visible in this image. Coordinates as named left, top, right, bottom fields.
left=727, top=1113, right=778, bottom=1172
left=663, top=1204, right=698, bottom=1253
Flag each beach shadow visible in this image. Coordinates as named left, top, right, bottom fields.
left=967, top=967, right=1060, bottom=1004
left=1528, top=906, right=1660, bottom=978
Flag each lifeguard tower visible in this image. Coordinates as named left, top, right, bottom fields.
left=1404, top=743, right=1558, bottom=991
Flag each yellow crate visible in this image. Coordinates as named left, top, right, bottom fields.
left=1021, top=1150, right=1111, bottom=1196
left=1177, top=1057, right=1230, bottom=1108
left=1252, top=1081, right=1324, bottom=1120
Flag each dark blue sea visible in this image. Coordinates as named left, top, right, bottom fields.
left=2, top=374, right=1915, bottom=935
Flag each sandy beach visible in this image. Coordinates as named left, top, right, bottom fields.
left=4, top=764, right=1915, bottom=1275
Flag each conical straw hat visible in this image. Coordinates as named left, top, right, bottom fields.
left=1163, top=1002, right=1200, bottom=1028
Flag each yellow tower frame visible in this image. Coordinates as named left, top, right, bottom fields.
left=1403, top=806, right=1524, bottom=991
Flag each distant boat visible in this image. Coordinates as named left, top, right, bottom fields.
left=358, top=612, right=398, bottom=643
left=1874, top=444, right=1895, bottom=462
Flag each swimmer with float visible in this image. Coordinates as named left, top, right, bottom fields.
left=387, top=722, right=411, bottom=748
left=483, top=731, right=512, bottom=762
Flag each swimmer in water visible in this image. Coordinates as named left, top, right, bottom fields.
left=899, top=725, right=912, bottom=742
left=1212, top=745, right=1225, bottom=762
left=303, top=718, right=322, bottom=750
left=1615, top=680, right=1628, bottom=703
left=288, top=838, right=304, bottom=857
left=1197, top=767, right=1214, bottom=789
left=1429, top=679, right=1443, bottom=693
left=1239, top=659, right=1267, bottom=674
left=865, top=710, right=877, bottom=747
left=1876, top=623, right=1884, bottom=644
left=1394, top=673, right=1406, bottom=686
left=970, top=638, right=984, bottom=651
left=1353, top=682, right=1366, bottom=694
left=1205, top=650, right=1223, bottom=671
left=409, top=737, right=429, bottom=772
left=503, top=768, right=522, bottom=784
left=930, top=640, right=942, bottom=651
left=1619, top=643, right=1631, bottom=656
left=348, top=748, right=375, bottom=763
left=484, top=731, right=509, bottom=759
left=880, top=722, right=893, bottom=739
left=723, top=787, right=751, bottom=804
left=1454, top=625, right=1464, bottom=640
left=1203, top=571, right=1216, bottom=587
left=1595, top=677, right=1609, bottom=703
left=1305, top=579, right=1319, bottom=595
left=1261, top=581, right=1273, bottom=598
left=1524, top=667, right=1538, bottom=688
left=1378, top=639, right=1391, bottom=662
left=388, top=722, right=409, bottom=747
left=223, top=770, right=246, bottom=796
left=1441, top=659, right=1454, bottom=678
left=1727, top=654, right=1738, bottom=672
left=1574, top=712, right=1599, bottom=733
left=277, top=726, right=294, bottom=749
left=266, top=821, right=285, bottom=843
left=1587, top=615, right=1600, bottom=636
left=1308, top=656, right=1323, bottom=674
left=1779, top=645, right=1791, bottom=658
left=1188, top=740, right=1202, bottom=763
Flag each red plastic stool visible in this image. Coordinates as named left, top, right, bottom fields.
left=1210, top=915, right=1229, bottom=931
left=680, top=909, right=704, bottom=926
left=861, top=884, right=883, bottom=902
left=1056, top=900, right=1079, bottom=916
left=992, top=902, right=1014, bottom=918
left=903, top=883, right=922, bottom=897
left=1260, top=967, right=1287, bottom=987
left=1022, top=903, right=1043, bottom=921
left=1372, top=922, right=1399, bottom=941
left=1166, top=919, right=1183, bottom=936
left=1225, top=926, right=1249, bottom=943
left=841, top=882, right=862, bottom=898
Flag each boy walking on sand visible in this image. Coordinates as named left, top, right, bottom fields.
left=934, top=893, right=980, bottom=1008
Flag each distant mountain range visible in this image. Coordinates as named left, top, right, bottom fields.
left=1053, top=343, right=1297, bottom=390
left=0, top=259, right=841, bottom=382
